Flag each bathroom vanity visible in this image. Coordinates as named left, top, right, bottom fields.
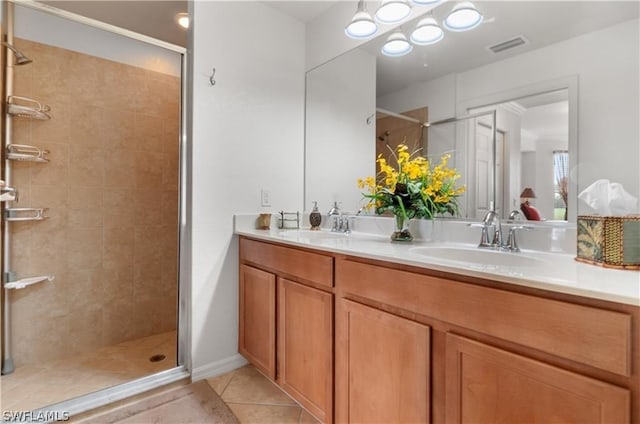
left=236, top=221, right=639, bottom=424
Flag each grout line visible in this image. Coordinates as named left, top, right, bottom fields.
left=218, top=369, right=236, bottom=397
left=224, top=401, right=301, bottom=408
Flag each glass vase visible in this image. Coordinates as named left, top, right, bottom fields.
left=391, top=213, right=413, bottom=242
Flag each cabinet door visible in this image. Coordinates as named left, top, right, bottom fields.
left=278, top=278, right=333, bottom=423
left=239, top=264, right=276, bottom=379
left=445, top=334, right=630, bottom=424
left=336, top=299, right=430, bottom=424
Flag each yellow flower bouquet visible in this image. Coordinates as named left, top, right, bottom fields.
left=358, top=144, right=466, bottom=241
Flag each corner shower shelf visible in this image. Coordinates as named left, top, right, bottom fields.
left=3, top=207, right=48, bottom=221
left=6, top=144, right=50, bottom=163
left=0, top=187, right=18, bottom=202
left=6, top=95, right=51, bottom=120
left=4, top=275, right=54, bottom=290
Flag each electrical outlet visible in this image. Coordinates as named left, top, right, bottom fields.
left=261, top=188, right=271, bottom=207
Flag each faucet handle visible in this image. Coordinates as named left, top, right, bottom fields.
left=504, top=225, right=532, bottom=252
left=468, top=223, right=493, bottom=247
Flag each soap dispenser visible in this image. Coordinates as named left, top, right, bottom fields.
left=309, top=201, right=322, bottom=230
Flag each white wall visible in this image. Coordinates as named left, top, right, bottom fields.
left=190, top=1, right=305, bottom=375
left=305, top=48, right=376, bottom=213
left=14, top=4, right=181, bottom=76
left=521, top=152, right=536, bottom=195
left=377, top=74, right=456, bottom=122
left=377, top=19, right=640, bottom=215
left=456, top=19, right=639, bottom=214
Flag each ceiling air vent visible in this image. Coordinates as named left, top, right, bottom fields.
left=487, top=36, right=528, bottom=54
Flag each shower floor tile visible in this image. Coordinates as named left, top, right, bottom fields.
left=0, top=330, right=176, bottom=413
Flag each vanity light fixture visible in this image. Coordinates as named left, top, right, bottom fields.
left=410, top=16, right=444, bottom=45
left=411, top=0, right=441, bottom=5
left=443, top=1, right=483, bottom=32
left=175, top=12, right=189, bottom=29
left=382, top=31, right=413, bottom=57
left=375, top=0, right=412, bottom=25
left=345, top=0, right=378, bottom=39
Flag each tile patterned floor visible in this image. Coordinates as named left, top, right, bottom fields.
left=0, top=331, right=176, bottom=413
left=207, top=365, right=321, bottom=424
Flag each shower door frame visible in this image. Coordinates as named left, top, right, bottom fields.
left=3, top=0, right=192, bottom=416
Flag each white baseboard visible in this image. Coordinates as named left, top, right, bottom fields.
left=191, top=353, right=248, bottom=381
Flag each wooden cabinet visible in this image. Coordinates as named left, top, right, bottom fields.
left=279, top=278, right=333, bottom=422
left=239, top=237, right=334, bottom=422
left=238, top=264, right=276, bottom=379
left=335, top=299, right=430, bottom=424
left=445, top=334, right=630, bottom=423
left=239, top=236, right=639, bottom=423
left=335, top=257, right=636, bottom=424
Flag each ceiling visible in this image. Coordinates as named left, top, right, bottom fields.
left=36, top=1, right=337, bottom=47
left=264, top=1, right=338, bottom=22
left=39, top=0, right=188, bottom=47
left=35, top=1, right=638, bottom=98
left=366, top=1, right=639, bottom=97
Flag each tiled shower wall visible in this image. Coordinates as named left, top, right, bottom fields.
left=8, top=38, right=179, bottom=366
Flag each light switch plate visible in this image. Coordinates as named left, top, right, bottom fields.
left=261, top=188, right=271, bottom=207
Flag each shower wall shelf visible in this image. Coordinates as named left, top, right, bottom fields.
left=0, top=187, right=18, bottom=202
left=6, top=144, right=50, bottom=163
left=6, top=95, right=51, bottom=120
left=4, top=275, right=54, bottom=290
left=3, top=207, right=48, bottom=221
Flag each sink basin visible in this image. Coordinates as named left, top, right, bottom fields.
left=278, top=230, right=348, bottom=240
left=408, top=246, right=547, bottom=268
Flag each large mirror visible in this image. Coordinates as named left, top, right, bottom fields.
left=305, top=1, right=639, bottom=222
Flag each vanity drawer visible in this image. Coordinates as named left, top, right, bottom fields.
left=240, top=237, right=333, bottom=288
left=336, top=258, right=632, bottom=376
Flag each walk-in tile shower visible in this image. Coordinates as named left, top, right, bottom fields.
left=1, top=1, right=183, bottom=413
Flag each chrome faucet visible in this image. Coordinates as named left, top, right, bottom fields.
left=328, top=202, right=341, bottom=232
left=503, top=225, right=528, bottom=252
left=483, top=210, right=503, bottom=247
left=469, top=210, right=501, bottom=248
left=336, top=215, right=354, bottom=233
left=508, top=209, right=523, bottom=221
left=470, top=209, right=529, bottom=251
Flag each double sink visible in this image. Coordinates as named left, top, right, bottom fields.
left=277, top=229, right=551, bottom=268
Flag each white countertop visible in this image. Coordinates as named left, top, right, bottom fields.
left=235, top=214, right=640, bottom=306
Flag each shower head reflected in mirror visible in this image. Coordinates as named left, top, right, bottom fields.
left=2, top=42, right=32, bottom=65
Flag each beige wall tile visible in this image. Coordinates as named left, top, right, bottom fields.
left=66, top=267, right=104, bottom=314
left=68, top=145, right=105, bottom=187
left=135, top=114, right=164, bottom=152
left=103, top=188, right=135, bottom=227
left=134, top=190, right=164, bottom=226
left=10, top=118, right=32, bottom=145
left=30, top=143, right=69, bottom=186
left=102, top=259, right=135, bottom=303
left=67, top=227, right=103, bottom=270
left=103, top=108, right=135, bottom=150
left=9, top=38, right=180, bottom=367
left=102, top=298, right=135, bottom=345
left=30, top=94, right=71, bottom=144
left=135, top=150, right=165, bottom=188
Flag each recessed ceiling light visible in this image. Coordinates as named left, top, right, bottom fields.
left=175, top=12, right=189, bottom=29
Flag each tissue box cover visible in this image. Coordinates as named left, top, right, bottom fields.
left=577, top=215, right=640, bottom=269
